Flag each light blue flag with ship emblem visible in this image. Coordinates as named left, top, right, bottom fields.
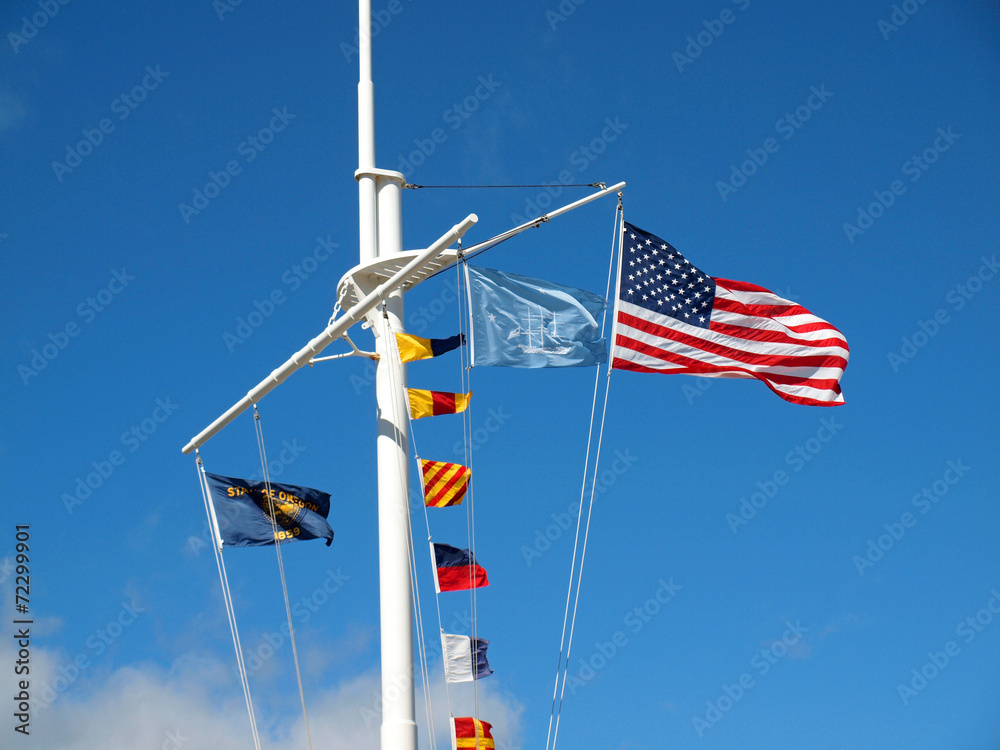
left=465, top=265, right=607, bottom=368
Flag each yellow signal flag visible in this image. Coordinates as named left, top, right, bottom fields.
left=395, top=332, right=464, bottom=363
left=419, top=460, right=471, bottom=507
left=407, top=389, right=471, bottom=419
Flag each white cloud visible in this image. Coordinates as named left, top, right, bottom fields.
left=2, top=635, right=524, bottom=749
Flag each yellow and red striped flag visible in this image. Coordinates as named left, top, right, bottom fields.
left=451, top=717, right=495, bottom=750
left=407, top=389, right=471, bottom=420
left=419, top=460, right=470, bottom=507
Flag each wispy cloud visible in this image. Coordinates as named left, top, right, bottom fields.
left=1, top=630, right=524, bottom=748
left=0, top=90, right=27, bottom=134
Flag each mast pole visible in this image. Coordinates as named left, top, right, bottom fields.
left=357, top=2, right=418, bottom=749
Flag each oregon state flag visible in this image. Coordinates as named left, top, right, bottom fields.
left=432, top=543, right=489, bottom=592
left=451, top=717, right=495, bottom=750
left=419, top=459, right=470, bottom=507
left=204, top=473, right=334, bottom=547
left=408, top=389, right=471, bottom=419
left=395, top=332, right=464, bottom=363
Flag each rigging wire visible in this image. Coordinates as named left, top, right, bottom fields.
left=420, top=220, right=545, bottom=286
left=404, top=182, right=606, bottom=190
left=455, top=254, right=482, bottom=723
left=552, top=371, right=613, bottom=750
left=194, top=453, right=263, bottom=750
left=253, top=406, right=315, bottom=750
left=544, top=201, right=623, bottom=750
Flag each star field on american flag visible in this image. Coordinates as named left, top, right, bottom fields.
left=619, top=222, right=717, bottom=330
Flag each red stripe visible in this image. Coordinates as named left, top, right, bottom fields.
left=436, top=565, right=489, bottom=591
left=431, top=467, right=468, bottom=504
left=618, top=311, right=849, bottom=371
left=713, top=278, right=773, bottom=294
left=431, top=391, right=457, bottom=415
left=613, top=357, right=843, bottom=406
left=422, top=461, right=469, bottom=498
left=426, top=467, right=468, bottom=507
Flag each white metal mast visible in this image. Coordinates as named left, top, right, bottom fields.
left=356, top=2, right=418, bottom=748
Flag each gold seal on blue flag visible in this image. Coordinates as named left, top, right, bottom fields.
left=205, top=473, right=334, bottom=547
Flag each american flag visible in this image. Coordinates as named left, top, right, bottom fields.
left=612, top=222, right=849, bottom=406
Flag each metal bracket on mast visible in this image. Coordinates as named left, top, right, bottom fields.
left=308, top=334, right=378, bottom=365
left=333, top=180, right=627, bottom=313
left=180, top=213, right=478, bottom=455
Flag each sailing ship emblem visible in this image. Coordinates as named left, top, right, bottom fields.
left=504, top=307, right=573, bottom=355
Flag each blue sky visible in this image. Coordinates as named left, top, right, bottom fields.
left=2, top=1, right=999, bottom=748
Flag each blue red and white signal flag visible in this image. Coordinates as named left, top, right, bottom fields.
left=612, top=222, right=849, bottom=406
left=432, top=543, right=490, bottom=592
left=441, top=632, right=494, bottom=682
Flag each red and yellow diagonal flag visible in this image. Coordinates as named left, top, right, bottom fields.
left=407, top=389, right=471, bottom=420
left=419, top=460, right=470, bottom=507
left=451, top=717, right=495, bottom=750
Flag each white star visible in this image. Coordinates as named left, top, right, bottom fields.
left=487, top=312, right=497, bottom=323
